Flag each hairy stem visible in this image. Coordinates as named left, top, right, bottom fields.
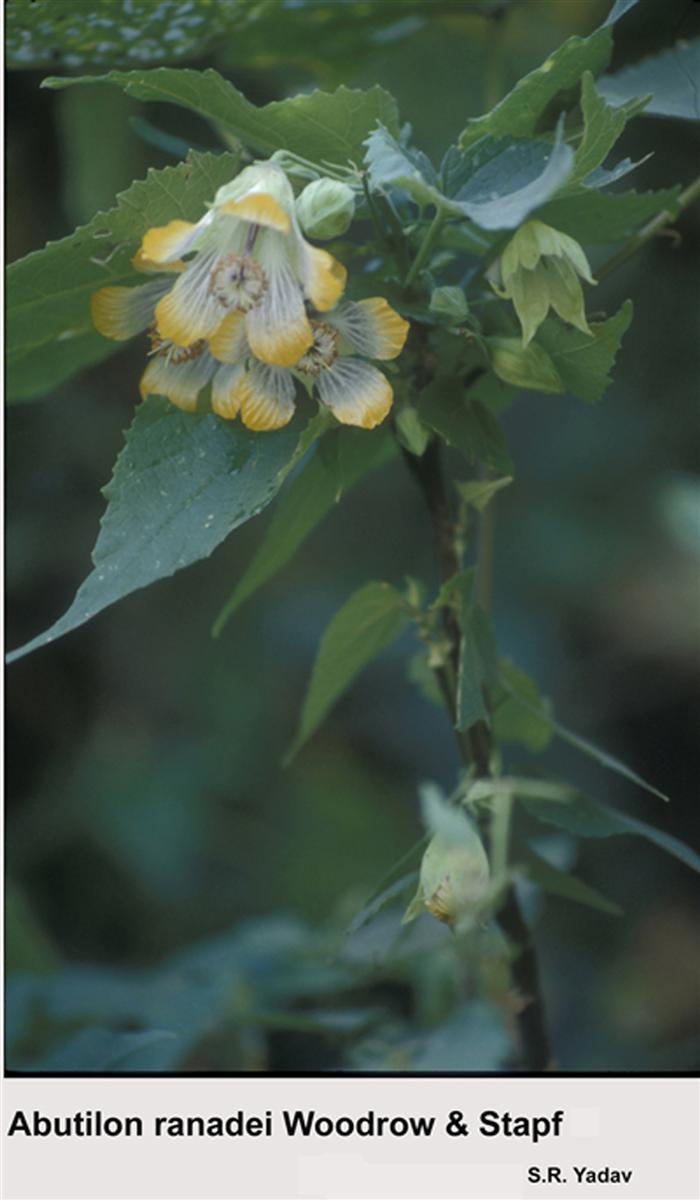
left=402, top=434, right=553, bottom=1071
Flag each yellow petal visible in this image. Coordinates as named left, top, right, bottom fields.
left=91, top=281, right=167, bottom=341
left=317, top=359, right=393, bottom=429
left=209, top=311, right=248, bottom=364
left=139, top=347, right=214, bottom=411
left=131, top=248, right=185, bottom=275
left=331, top=297, right=409, bottom=360
left=239, top=364, right=296, bottom=431
left=211, top=364, right=246, bottom=420
left=141, top=220, right=197, bottom=264
left=154, top=252, right=226, bottom=347
left=302, top=246, right=347, bottom=311
left=245, top=254, right=313, bottom=367
left=220, top=193, right=291, bottom=234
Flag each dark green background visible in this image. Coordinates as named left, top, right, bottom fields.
left=7, top=0, right=700, bottom=1071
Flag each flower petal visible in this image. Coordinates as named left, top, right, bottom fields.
left=239, top=363, right=296, bottom=431
left=298, top=244, right=347, bottom=311
left=131, top=248, right=185, bottom=275
left=154, top=250, right=228, bottom=346
left=140, top=216, right=209, bottom=264
left=544, top=258, right=591, bottom=335
left=220, top=191, right=291, bottom=233
left=91, top=279, right=170, bottom=341
left=329, top=298, right=409, bottom=360
left=139, top=347, right=215, bottom=412
left=209, top=311, right=248, bottom=364
left=211, top=364, right=246, bottom=420
left=317, top=359, right=393, bottom=429
left=245, top=235, right=313, bottom=367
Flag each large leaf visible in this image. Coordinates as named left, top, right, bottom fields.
left=213, top=426, right=394, bottom=635
left=522, top=792, right=700, bottom=876
left=491, top=660, right=553, bottom=752
left=7, top=149, right=240, bottom=400
left=598, top=39, right=700, bottom=122
left=457, top=606, right=499, bottom=732
left=6, top=0, right=263, bottom=70
left=7, top=398, right=300, bottom=663
left=46, top=69, right=400, bottom=166
left=538, top=186, right=681, bottom=243
left=519, top=849, right=622, bottom=916
left=458, top=27, right=613, bottom=149
left=536, top=301, right=633, bottom=405
left=286, top=582, right=412, bottom=761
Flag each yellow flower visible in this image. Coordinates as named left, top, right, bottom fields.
left=92, top=162, right=347, bottom=369
left=209, top=296, right=410, bottom=430
left=496, top=218, right=596, bottom=346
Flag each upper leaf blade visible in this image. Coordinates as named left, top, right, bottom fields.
left=8, top=398, right=300, bottom=662
left=598, top=39, right=700, bottom=122
left=458, top=27, right=613, bottom=149
left=286, top=582, right=412, bottom=761
left=520, top=849, right=622, bottom=916
left=45, top=69, right=400, bottom=165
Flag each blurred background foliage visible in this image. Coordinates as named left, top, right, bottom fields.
left=6, top=0, right=700, bottom=1072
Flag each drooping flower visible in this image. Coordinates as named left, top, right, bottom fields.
left=495, top=218, right=596, bottom=345
left=134, top=162, right=347, bottom=367
left=209, top=296, right=410, bottom=430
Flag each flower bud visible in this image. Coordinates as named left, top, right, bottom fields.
left=488, top=336, right=564, bottom=394
left=403, top=815, right=490, bottom=933
left=496, top=219, right=596, bottom=346
left=295, top=178, right=355, bottom=240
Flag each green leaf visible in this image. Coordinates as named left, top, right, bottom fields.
left=458, top=27, right=613, bottom=149
left=6, top=0, right=259, bottom=71
left=395, top=407, right=430, bottom=457
left=212, top=426, right=394, bottom=635
left=443, top=122, right=574, bottom=231
left=570, top=72, right=643, bottom=187
left=7, top=149, right=240, bottom=401
left=455, top=475, right=512, bottom=513
left=46, top=69, right=400, bottom=166
left=598, top=39, right=700, bottom=122
left=535, top=300, right=633, bottom=404
left=501, top=677, right=668, bottom=802
left=286, top=582, right=412, bottom=761
left=347, top=837, right=427, bottom=936
left=522, top=792, right=700, bottom=876
left=364, top=125, right=443, bottom=208
left=488, top=338, right=565, bottom=395
left=457, top=606, right=499, bottom=731
left=491, top=660, right=553, bottom=752
left=519, top=849, right=622, bottom=916
left=419, top=381, right=513, bottom=475
left=8, top=398, right=299, bottom=663
left=539, top=186, right=681, bottom=243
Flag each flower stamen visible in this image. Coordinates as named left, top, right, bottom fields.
left=209, top=254, right=267, bottom=312
left=295, top=320, right=340, bottom=376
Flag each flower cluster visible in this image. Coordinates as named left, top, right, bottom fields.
left=91, top=164, right=409, bottom=430
left=495, top=218, right=596, bottom=346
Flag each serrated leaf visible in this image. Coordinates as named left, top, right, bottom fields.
left=519, top=849, right=622, bottom=916
left=286, top=582, right=412, bottom=761
left=364, top=124, right=443, bottom=208
left=7, top=149, right=240, bottom=400
left=8, top=398, right=299, bottom=663
left=535, top=300, right=633, bottom=404
left=419, top=381, right=513, bottom=474
left=455, top=475, right=512, bottom=513
left=458, top=27, right=613, bottom=149
left=523, top=793, right=700, bottom=875
left=46, top=69, right=400, bottom=166
left=213, top=426, right=394, bottom=635
left=539, top=185, right=681, bottom=243
left=492, top=660, right=553, bottom=752
left=6, top=0, right=257, bottom=71
left=569, top=72, right=638, bottom=187
left=598, top=39, right=700, bottom=122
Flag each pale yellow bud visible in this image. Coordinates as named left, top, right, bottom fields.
left=295, top=178, right=355, bottom=240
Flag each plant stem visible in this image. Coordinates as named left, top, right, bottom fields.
left=402, top=434, right=553, bottom=1071
left=404, top=209, right=446, bottom=289
left=597, top=173, right=700, bottom=281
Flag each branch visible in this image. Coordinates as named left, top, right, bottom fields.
left=402, top=433, right=553, bottom=1072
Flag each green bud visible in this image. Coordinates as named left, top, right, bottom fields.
left=488, top=336, right=564, bottom=394
left=497, top=219, right=596, bottom=346
left=403, top=795, right=490, bottom=932
left=295, top=178, right=355, bottom=240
